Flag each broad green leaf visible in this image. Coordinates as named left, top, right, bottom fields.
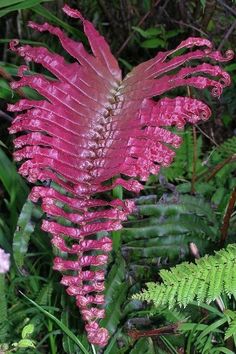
left=100, top=257, right=128, bottom=333
left=0, top=220, right=11, bottom=252
left=18, top=339, right=35, bottom=348
left=164, top=29, right=182, bottom=39
left=145, top=27, right=163, bottom=36
left=141, top=38, right=166, bottom=49
left=0, top=148, right=28, bottom=208
left=225, top=63, right=236, bottom=72
left=200, top=0, right=206, bottom=8
left=130, top=338, right=155, bottom=354
left=132, top=26, right=162, bottom=38
left=191, top=301, right=224, bottom=317
left=0, top=148, right=28, bottom=229
left=21, top=323, right=34, bottom=339
left=13, top=200, right=43, bottom=271
left=0, top=79, right=11, bottom=99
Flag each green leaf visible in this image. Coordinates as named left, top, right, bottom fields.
left=180, top=323, right=210, bottom=331
left=61, top=305, right=75, bottom=354
left=145, top=28, right=163, bottom=36
left=212, top=348, right=235, bottom=354
left=132, top=26, right=162, bottom=38
left=0, top=148, right=28, bottom=209
left=225, top=318, right=236, bottom=339
left=141, top=38, right=166, bottom=49
left=18, top=338, right=35, bottom=348
left=225, top=63, right=236, bottom=72
left=100, top=257, right=128, bottom=334
left=130, top=338, right=155, bottom=354
left=21, top=323, right=34, bottom=339
left=118, top=58, right=133, bottom=71
left=164, top=29, right=182, bottom=39
left=0, top=79, right=12, bottom=99
left=0, top=148, right=28, bottom=229
left=200, top=0, right=206, bottom=8
left=0, top=0, right=53, bottom=17
left=196, top=317, right=227, bottom=345
left=19, top=292, right=91, bottom=354
left=0, top=0, right=26, bottom=7
left=13, top=200, right=43, bottom=271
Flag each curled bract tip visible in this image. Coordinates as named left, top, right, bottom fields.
left=63, top=4, right=84, bottom=21
left=18, top=65, right=28, bottom=77
left=211, top=86, right=223, bottom=97
left=9, top=39, right=19, bottom=51
left=225, top=49, right=234, bottom=60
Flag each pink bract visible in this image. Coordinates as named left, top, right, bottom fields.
left=8, top=4, right=233, bottom=347
left=0, top=248, right=10, bottom=274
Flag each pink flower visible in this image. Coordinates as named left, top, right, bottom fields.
left=0, top=248, right=10, bottom=274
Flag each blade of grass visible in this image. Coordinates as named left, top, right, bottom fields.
left=0, top=0, right=53, bottom=17
left=19, top=291, right=91, bottom=354
left=196, top=317, right=227, bottom=345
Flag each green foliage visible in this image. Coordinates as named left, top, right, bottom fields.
left=20, top=292, right=91, bottom=354
left=162, top=129, right=203, bottom=181
left=215, top=136, right=236, bottom=159
left=0, top=0, right=53, bottom=18
left=225, top=310, right=236, bottom=340
left=133, top=244, right=236, bottom=308
left=13, top=200, right=43, bottom=272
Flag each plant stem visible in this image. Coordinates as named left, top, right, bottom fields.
left=128, top=322, right=180, bottom=341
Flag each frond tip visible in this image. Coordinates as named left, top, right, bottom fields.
left=133, top=244, right=236, bottom=308
left=8, top=3, right=233, bottom=347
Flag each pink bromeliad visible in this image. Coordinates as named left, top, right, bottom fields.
left=8, top=4, right=233, bottom=347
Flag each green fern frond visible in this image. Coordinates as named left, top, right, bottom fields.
left=133, top=244, right=236, bottom=308
left=215, top=136, right=236, bottom=159
left=162, top=129, right=204, bottom=181
left=35, top=283, right=53, bottom=306
left=225, top=317, right=236, bottom=340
